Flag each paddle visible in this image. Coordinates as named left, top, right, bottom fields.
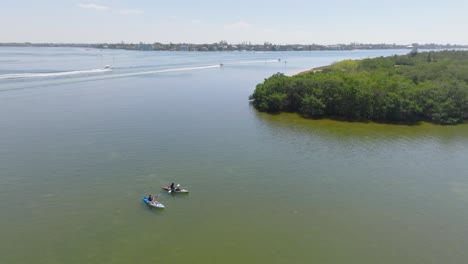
left=152, top=193, right=161, bottom=205
left=168, top=184, right=180, bottom=193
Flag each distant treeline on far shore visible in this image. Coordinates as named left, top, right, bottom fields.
left=1, top=41, right=467, bottom=52
left=250, top=50, right=468, bottom=125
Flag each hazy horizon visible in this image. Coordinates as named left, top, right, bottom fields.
left=2, top=0, right=468, bottom=45
left=1, top=41, right=465, bottom=46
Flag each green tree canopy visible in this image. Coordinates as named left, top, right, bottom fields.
left=250, top=50, right=468, bottom=124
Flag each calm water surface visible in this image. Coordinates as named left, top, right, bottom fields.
left=0, top=47, right=467, bottom=264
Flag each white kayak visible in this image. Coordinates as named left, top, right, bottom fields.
left=162, top=186, right=189, bottom=193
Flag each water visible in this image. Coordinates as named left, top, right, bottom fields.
left=1, top=47, right=467, bottom=264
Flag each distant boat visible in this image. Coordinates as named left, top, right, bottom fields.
left=104, top=65, right=111, bottom=70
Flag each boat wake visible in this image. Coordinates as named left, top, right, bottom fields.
left=109, top=64, right=220, bottom=79
left=0, top=60, right=280, bottom=92
left=225, top=59, right=280, bottom=65
left=0, top=59, right=278, bottom=82
left=0, top=68, right=111, bottom=80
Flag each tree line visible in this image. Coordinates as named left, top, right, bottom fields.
left=250, top=50, right=468, bottom=124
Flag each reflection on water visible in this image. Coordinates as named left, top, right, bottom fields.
left=254, top=109, right=468, bottom=143
left=254, top=109, right=468, bottom=167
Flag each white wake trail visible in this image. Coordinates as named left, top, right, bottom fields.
left=225, top=59, right=280, bottom=65
left=108, top=64, right=220, bottom=79
left=0, top=59, right=278, bottom=81
left=0, top=68, right=111, bottom=80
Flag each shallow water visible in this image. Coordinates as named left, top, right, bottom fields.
left=0, top=47, right=467, bottom=264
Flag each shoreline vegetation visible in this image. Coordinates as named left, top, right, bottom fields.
left=1, top=41, right=467, bottom=52
left=250, top=50, right=468, bottom=125
left=291, top=65, right=330, bottom=76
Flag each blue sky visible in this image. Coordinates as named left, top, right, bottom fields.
left=1, top=0, right=467, bottom=44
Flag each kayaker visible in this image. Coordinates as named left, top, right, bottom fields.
left=170, top=183, right=175, bottom=191
left=148, top=194, right=154, bottom=202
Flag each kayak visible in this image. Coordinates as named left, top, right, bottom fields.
left=162, top=186, right=189, bottom=193
left=142, top=196, right=165, bottom=208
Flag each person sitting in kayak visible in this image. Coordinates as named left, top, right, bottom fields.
left=170, top=183, right=175, bottom=191
left=148, top=194, right=154, bottom=202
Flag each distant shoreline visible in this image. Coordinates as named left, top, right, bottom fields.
left=1, top=42, right=467, bottom=52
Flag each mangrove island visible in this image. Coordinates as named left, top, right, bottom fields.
left=250, top=50, right=468, bottom=125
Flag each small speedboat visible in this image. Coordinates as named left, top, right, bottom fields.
left=162, top=186, right=189, bottom=193
left=142, top=196, right=165, bottom=208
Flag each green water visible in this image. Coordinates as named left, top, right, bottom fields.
left=1, top=48, right=468, bottom=264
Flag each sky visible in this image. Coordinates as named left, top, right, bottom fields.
left=1, top=0, right=467, bottom=44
